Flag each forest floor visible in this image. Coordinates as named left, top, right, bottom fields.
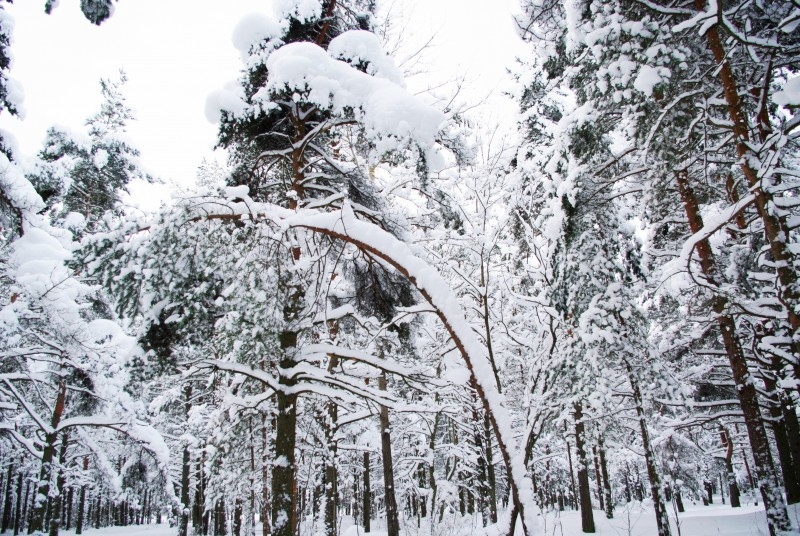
left=52, top=498, right=800, bottom=536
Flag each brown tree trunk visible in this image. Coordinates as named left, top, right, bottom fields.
left=675, top=169, right=790, bottom=534
left=378, top=372, right=400, bottom=536
left=783, top=398, right=800, bottom=498
left=573, top=403, right=595, bottom=533
left=625, top=363, right=671, bottom=536
left=271, top=386, right=298, bottom=536
left=762, top=375, right=800, bottom=504
left=698, top=0, right=800, bottom=384
left=28, top=379, right=67, bottom=535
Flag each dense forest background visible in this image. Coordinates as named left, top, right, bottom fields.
left=0, top=1, right=799, bottom=536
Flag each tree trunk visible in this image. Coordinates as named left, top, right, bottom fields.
left=66, top=487, right=74, bottom=530
left=720, top=427, right=741, bottom=508
left=324, top=356, right=340, bottom=536
left=75, top=485, right=86, bottom=536
left=178, top=384, right=193, bottom=536
left=566, top=440, right=578, bottom=510
left=362, top=452, right=370, bottom=532
left=233, top=498, right=242, bottom=536
left=28, top=379, right=67, bottom=535
left=598, top=438, right=613, bottom=519
left=13, top=472, right=23, bottom=536
left=625, top=363, right=671, bottom=536
left=762, top=378, right=800, bottom=504
left=592, top=447, right=604, bottom=514
left=48, top=432, right=69, bottom=536
left=782, top=397, right=800, bottom=501
left=272, top=321, right=299, bottom=536
left=675, top=169, right=790, bottom=534
left=573, top=403, right=595, bottom=533
left=3, top=462, right=14, bottom=533
left=697, top=2, right=800, bottom=379
left=261, top=414, right=271, bottom=536
left=378, top=372, right=400, bottom=536
left=483, top=414, right=498, bottom=524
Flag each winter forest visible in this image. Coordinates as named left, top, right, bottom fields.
left=0, top=0, right=799, bottom=536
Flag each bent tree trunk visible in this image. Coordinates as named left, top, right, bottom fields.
left=675, top=169, right=790, bottom=534
left=195, top=207, right=538, bottom=535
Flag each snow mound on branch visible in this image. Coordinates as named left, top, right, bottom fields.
left=232, top=13, right=283, bottom=62
left=264, top=41, right=445, bottom=156
left=274, top=0, right=322, bottom=24
left=205, top=81, right=252, bottom=123
left=0, top=152, right=44, bottom=213
left=633, top=65, right=663, bottom=97
left=328, top=30, right=405, bottom=86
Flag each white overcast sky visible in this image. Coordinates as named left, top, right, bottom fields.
left=0, top=0, right=526, bottom=189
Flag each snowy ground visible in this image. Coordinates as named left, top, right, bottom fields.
left=54, top=498, right=800, bottom=536
left=537, top=499, right=800, bottom=536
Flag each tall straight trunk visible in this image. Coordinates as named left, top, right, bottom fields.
left=573, top=403, right=595, bottom=533
left=323, top=355, right=340, bottom=536
left=624, top=363, right=671, bottom=536
left=28, top=379, right=67, bottom=535
left=378, top=373, right=400, bottom=536
left=75, top=485, right=86, bottom=536
left=271, top=352, right=298, bottom=536
left=13, top=473, right=23, bottom=536
left=178, top=384, right=193, bottom=536
left=65, top=487, right=73, bottom=530
left=675, top=169, right=790, bottom=534
left=696, top=2, right=800, bottom=373
left=192, top=458, right=204, bottom=535
left=483, top=414, right=498, bottom=524
left=783, top=398, right=800, bottom=495
left=261, top=414, right=271, bottom=536
left=22, top=482, right=30, bottom=532
left=233, top=498, right=242, bottom=536
left=762, top=373, right=800, bottom=504
left=362, top=452, right=370, bottom=532
left=566, top=440, right=577, bottom=510
left=592, top=447, right=604, bottom=514
left=213, top=499, right=224, bottom=536
left=3, top=462, right=14, bottom=533
left=598, top=438, right=613, bottom=519
left=48, top=432, right=69, bottom=536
